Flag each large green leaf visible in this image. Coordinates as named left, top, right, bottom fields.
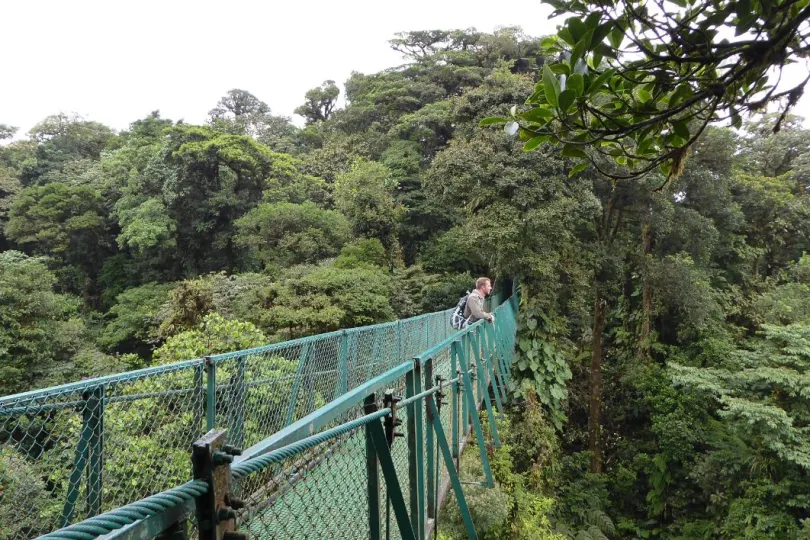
left=543, top=64, right=561, bottom=107
left=479, top=117, right=508, bottom=126
left=587, top=69, right=614, bottom=95
left=568, top=73, right=585, bottom=96
left=520, top=107, right=554, bottom=122
left=524, top=135, right=551, bottom=151
left=673, top=120, right=690, bottom=140
left=570, top=29, right=595, bottom=68
left=559, top=89, right=576, bottom=112
left=561, top=144, right=588, bottom=158
left=568, top=162, right=589, bottom=177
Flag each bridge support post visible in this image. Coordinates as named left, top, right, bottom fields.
left=426, top=397, right=479, bottom=540
left=368, top=397, right=416, bottom=540
left=364, top=394, right=381, bottom=540
left=205, top=357, right=216, bottom=431
left=460, top=337, right=471, bottom=437
left=192, top=429, right=245, bottom=540
left=405, top=365, right=424, bottom=539
left=450, top=340, right=460, bottom=462
left=86, top=384, right=105, bottom=517
left=457, top=347, right=495, bottom=488
left=471, top=332, right=502, bottom=448
left=481, top=325, right=505, bottom=402
left=424, top=356, right=436, bottom=521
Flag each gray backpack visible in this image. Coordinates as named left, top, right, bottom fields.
left=450, top=292, right=471, bottom=330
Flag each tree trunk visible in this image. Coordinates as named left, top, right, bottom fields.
left=638, top=211, right=652, bottom=361
left=588, top=284, right=607, bottom=473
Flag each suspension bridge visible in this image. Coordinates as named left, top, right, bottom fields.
left=0, top=284, right=519, bottom=540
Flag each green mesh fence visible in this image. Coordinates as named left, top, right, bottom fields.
left=0, top=307, right=457, bottom=540
left=231, top=298, right=518, bottom=540
left=3, top=288, right=518, bottom=540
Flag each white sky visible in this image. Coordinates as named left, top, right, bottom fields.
left=1, top=0, right=807, bottom=137
left=0, top=0, right=556, bottom=134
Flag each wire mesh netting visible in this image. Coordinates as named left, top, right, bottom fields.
left=238, top=339, right=481, bottom=540
left=238, top=421, right=371, bottom=539
left=234, top=301, right=518, bottom=540
left=0, top=308, right=455, bottom=539
left=0, top=291, right=518, bottom=540
left=0, top=360, right=205, bottom=539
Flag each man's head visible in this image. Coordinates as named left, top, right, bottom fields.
left=476, top=277, right=492, bottom=296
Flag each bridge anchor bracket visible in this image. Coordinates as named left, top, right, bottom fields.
left=192, top=429, right=246, bottom=540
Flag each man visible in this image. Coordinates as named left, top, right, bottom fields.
left=464, top=277, right=495, bottom=324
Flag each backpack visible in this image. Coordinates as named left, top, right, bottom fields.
left=450, top=291, right=471, bottom=330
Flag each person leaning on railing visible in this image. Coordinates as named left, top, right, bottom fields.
left=464, top=277, right=495, bottom=324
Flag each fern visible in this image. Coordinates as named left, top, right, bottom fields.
left=585, top=509, right=615, bottom=535
left=572, top=526, right=608, bottom=540
left=586, top=525, right=610, bottom=540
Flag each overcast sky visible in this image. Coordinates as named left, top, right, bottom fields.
left=2, top=0, right=807, bottom=137
left=1, top=0, right=556, bottom=134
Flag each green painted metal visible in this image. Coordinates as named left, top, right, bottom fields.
left=481, top=325, right=508, bottom=410
left=461, top=337, right=471, bottom=437
left=87, top=386, right=105, bottom=517
left=0, top=306, right=455, bottom=412
left=238, top=361, right=414, bottom=460
left=472, top=333, right=484, bottom=404
left=45, top=480, right=208, bottom=540
left=424, top=318, right=430, bottom=351
left=285, top=342, right=311, bottom=426
left=367, top=328, right=382, bottom=381
left=451, top=341, right=461, bottom=461
left=415, top=319, right=483, bottom=365
left=413, top=359, right=426, bottom=540
left=485, top=323, right=509, bottom=397
left=405, top=369, right=422, bottom=540
left=424, top=356, right=436, bottom=520
left=427, top=397, right=479, bottom=540
left=338, top=330, right=349, bottom=397
left=231, top=356, right=246, bottom=448
left=365, top=395, right=381, bottom=540
left=471, top=336, right=502, bottom=448
left=14, top=292, right=520, bottom=539
left=474, top=330, right=494, bottom=407
left=306, top=367, right=317, bottom=413
left=60, top=408, right=93, bottom=527
left=484, top=325, right=509, bottom=390
left=0, top=358, right=205, bottom=408
left=490, top=320, right=509, bottom=385
left=457, top=342, right=495, bottom=488
left=101, top=499, right=194, bottom=540
left=368, top=419, right=417, bottom=540
left=205, top=357, right=216, bottom=431
left=194, top=363, right=205, bottom=432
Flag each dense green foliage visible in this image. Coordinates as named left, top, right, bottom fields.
left=487, top=0, right=810, bottom=181
left=2, top=21, right=810, bottom=539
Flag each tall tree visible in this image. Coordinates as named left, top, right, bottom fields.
left=208, top=89, right=299, bottom=153
left=0, top=124, right=17, bottom=141
left=22, top=113, right=114, bottom=185
left=334, top=160, right=403, bottom=269
left=234, top=201, right=350, bottom=268
left=115, top=126, right=295, bottom=276
left=295, top=80, right=340, bottom=124
left=6, top=182, right=114, bottom=300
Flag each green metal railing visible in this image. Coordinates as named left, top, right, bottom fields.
left=1, top=285, right=517, bottom=540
